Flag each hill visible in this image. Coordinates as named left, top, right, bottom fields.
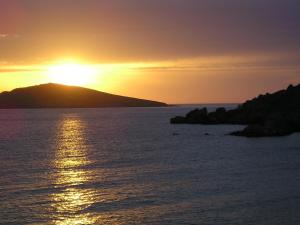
left=0, top=83, right=167, bottom=108
left=171, top=84, right=300, bottom=137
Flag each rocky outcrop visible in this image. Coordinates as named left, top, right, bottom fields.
left=170, top=84, right=300, bottom=137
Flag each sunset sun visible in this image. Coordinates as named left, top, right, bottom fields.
left=47, top=63, right=98, bottom=86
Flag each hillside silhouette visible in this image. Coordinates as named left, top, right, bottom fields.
left=171, top=84, right=300, bottom=137
left=0, top=83, right=167, bottom=108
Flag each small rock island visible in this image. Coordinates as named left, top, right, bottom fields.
left=171, top=84, right=300, bottom=137
left=0, top=83, right=167, bottom=108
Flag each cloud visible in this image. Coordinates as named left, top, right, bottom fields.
left=0, top=64, right=45, bottom=73
left=0, top=0, right=299, bottom=64
left=0, top=34, right=20, bottom=40
left=135, top=53, right=300, bottom=74
left=0, top=34, right=9, bottom=39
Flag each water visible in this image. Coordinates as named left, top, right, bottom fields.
left=0, top=106, right=300, bottom=225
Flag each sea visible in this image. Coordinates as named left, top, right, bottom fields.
left=0, top=105, right=300, bottom=225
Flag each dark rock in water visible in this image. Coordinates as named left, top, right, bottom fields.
left=170, top=116, right=187, bottom=124
left=170, top=84, right=300, bottom=137
left=230, top=120, right=294, bottom=137
left=230, top=124, right=266, bottom=137
left=208, top=107, right=227, bottom=124
left=185, top=108, right=208, bottom=124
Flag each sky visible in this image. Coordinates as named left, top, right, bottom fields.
left=0, top=0, right=300, bottom=103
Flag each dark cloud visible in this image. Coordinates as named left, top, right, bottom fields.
left=0, top=0, right=300, bottom=63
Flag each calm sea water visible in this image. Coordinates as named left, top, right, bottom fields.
left=0, top=106, right=300, bottom=225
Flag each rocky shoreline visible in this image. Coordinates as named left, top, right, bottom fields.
left=171, top=84, right=300, bottom=137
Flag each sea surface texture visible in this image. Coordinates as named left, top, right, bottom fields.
left=0, top=106, right=300, bottom=225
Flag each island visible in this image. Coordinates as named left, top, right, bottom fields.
left=0, top=83, right=167, bottom=108
left=171, top=84, right=300, bottom=137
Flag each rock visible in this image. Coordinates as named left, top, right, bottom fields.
left=186, top=107, right=208, bottom=117
left=230, top=124, right=267, bottom=137
left=216, top=107, right=226, bottom=114
left=170, top=107, right=209, bottom=124
left=170, top=84, right=300, bottom=137
left=207, top=107, right=227, bottom=124
left=264, top=113, right=294, bottom=136
left=231, top=113, right=296, bottom=137
left=185, top=108, right=208, bottom=124
left=170, top=116, right=187, bottom=124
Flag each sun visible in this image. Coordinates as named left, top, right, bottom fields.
left=47, top=63, right=98, bottom=86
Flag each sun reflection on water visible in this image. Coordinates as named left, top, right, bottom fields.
left=51, top=116, right=98, bottom=225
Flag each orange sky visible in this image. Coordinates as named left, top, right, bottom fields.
left=1, top=0, right=300, bottom=103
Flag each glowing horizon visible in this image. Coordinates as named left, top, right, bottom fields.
left=0, top=53, right=300, bottom=104
left=1, top=0, right=300, bottom=103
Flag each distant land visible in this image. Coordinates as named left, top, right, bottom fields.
left=171, top=84, right=300, bottom=137
left=0, top=83, right=167, bottom=108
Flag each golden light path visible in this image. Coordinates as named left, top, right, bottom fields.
left=52, top=115, right=98, bottom=225
left=50, top=115, right=153, bottom=224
